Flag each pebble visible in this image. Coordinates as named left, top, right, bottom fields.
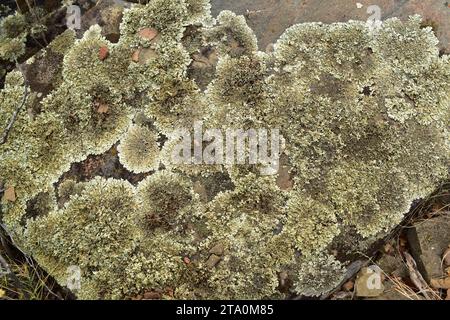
left=98, top=46, right=109, bottom=61
left=205, top=254, right=221, bottom=269
left=138, top=28, right=158, bottom=41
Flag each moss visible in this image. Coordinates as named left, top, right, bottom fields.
left=117, top=124, right=160, bottom=173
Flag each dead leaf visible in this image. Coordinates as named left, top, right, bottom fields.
left=430, top=277, right=450, bottom=289
left=3, top=186, right=16, bottom=202
left=342, top=280, right=354, bottom=292
left=138, top=28, right=158, bottom=41
left=97, top=103, right=109, bottom=114
left=98, top=46, right=109, bottom=61
left=404, top=252, right=435, bottom=300
left=383, top=242, right=394, bottom=254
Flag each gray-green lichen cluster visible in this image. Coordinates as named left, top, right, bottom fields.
left=0, top=10, right=47, bottom=62
left=0, top=0, right=449, bottom=299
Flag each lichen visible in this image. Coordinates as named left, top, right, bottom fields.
left=292, top=254, right=346, bottom=297
left=0, top=1, right=449, bottom=300
left=117, top=124, right=160, bottom=173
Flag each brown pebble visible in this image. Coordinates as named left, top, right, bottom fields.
left=138, top=28, right=158, bottom=41
left=98, top=46, right=109, bottom=61
left=131, top=49, right=140, bottom=62
left=205, top=254, right=221, bottom=269
left=3, top=186, right=16, bottom=202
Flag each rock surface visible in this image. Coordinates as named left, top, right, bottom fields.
left=211, top=0, right=450, bottom=53
left=407, top=213, right=450, bottom=282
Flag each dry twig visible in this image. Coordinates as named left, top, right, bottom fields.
left=0, top=60, right=29, bottom=145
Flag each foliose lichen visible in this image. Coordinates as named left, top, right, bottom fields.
left=0, top=1, right=448, bottom=299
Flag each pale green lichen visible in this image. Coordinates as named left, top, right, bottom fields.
left=285, top=192, right=340, bottom=256
left=136, top=170, right=197, bottom=232
left=0, top=10, right=48, bottom=62
left=0, top=12, right=27, bottom=61
left=0, top=0, right=449, bottom=300
left=292, top=254, right=346, bottom=297
left=205, top=10, right=258, bottom=58
left=117, top=124, right=160, bottom=173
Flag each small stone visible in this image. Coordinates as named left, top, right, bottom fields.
left=209, top=243, right=224, bottom=256
left=143, top=291, right=161, bottom=300
left=183, top=256, right=191, bottom=264
left=205, top=254, right=221, bottom=269
left=355, top=267, right=385, bottom=297
left=131, top=50, right=140, bottom=62
left=3, top=186, right=16, bottom=202
left=98, top=46, right=109, bottom=61
left=138, top=28, right=158, bottom=41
